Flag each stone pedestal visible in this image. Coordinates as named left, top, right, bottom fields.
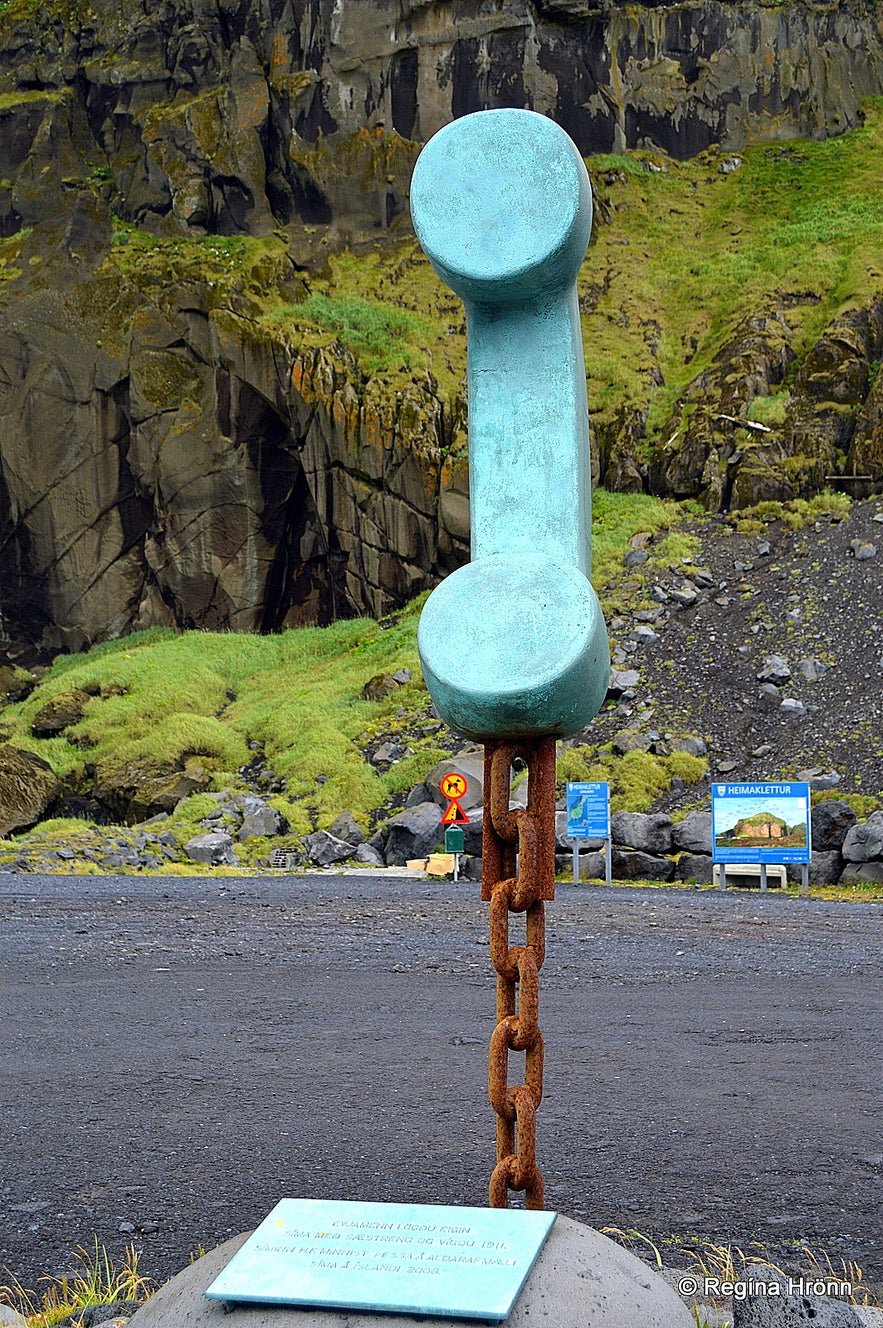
left=128, top=1217, right=693, bottom=1328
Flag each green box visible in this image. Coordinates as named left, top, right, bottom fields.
left=444, top=827, right=465, bottom=854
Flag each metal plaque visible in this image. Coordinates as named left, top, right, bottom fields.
left=204, top=1198, right=556, bottom=1322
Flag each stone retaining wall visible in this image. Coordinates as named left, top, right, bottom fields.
left=459, top=799, right=881, bottom=887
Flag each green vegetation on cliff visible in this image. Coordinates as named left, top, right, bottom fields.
left=258, top=99, right=883, bottom=482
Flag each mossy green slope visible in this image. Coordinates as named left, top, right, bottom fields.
left=0, top=491, right=708, bottom=856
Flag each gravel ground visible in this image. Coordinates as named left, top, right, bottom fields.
left=0, top=871, right=880, bottom=1299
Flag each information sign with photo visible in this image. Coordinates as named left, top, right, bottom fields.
left=711, top=782, right=811, bottom=864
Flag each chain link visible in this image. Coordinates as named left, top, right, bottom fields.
left=482, top=736, right=556, bottom=1210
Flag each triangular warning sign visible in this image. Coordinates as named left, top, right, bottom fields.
left=441, top=798, right=470, bottom=825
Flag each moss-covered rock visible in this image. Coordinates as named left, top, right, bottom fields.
left=0, top=742, right=59, bottom=834
left=30, top=687, right=91, bottom=736
left=91, top=756, right=213, bottom=823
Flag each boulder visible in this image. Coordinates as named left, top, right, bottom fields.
left=575, top=850, right=608, bottom=882
left=811, top=800, right=857, bottom=850
left=361, top=673, right=401, bottom=701
left=238, top=800, right=288, bottom=840
left=405, top=783, right=433, bottom=807
left=611, top=811, right=673, bottom=854
left=797, top=768, right=841, bottom=791
left=841, top=810, right=883, bottom=862
left=302, top=831, right=357, bottom=866
left=0, top=667, right=35, bottom=703
left=839, top=860, right=883, bottom=885
left=555, top=810, right=571, bottom=850
left=0, top=744, right=60, bottom=836
left=671, top=811, right=712, bottom=854
left=756, top=655, right=791, bottom=685
left=612, top=730, right=653, bottom=755
left=668, top=583, right=699, bottom=607
left=327, top=810, right=364, bottom=845
left=795, top=657, right=827, bottom=682
left=786, top=852, right=843, bottom=886
left=183, top=832, right=238, bottom=867
left=366, top=826, right=388, bottom=854
left=555, top=809, right=605, bottom=852
left=372, top=741, right=407, bottom=764
left=353, top=842, right=385, bottom=867
left=425, top=755, right=485, bottom=812
left=607, top=668, right=640, bottom=696
left=461, top=811, right=484, bottom=857
left=670, top=735, right=708, bottom=757
left=93, top=759, right=212, bottom=823
left=675, top=853, right=715, bottom=883
left=30, top=688, right=91, bottom=737
left=612, top=849, right=676, bottom=882
left=384, top=802, right=444, bottom=866
left=623, top=548, right=648, bottom=567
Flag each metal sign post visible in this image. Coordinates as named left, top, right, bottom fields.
left=411, top=109, right=610, bottom=1209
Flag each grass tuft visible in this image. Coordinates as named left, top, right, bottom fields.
left=0, top=1239, right=154, bottom=1325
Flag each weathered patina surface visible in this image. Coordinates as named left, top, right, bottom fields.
left=412, top=110, right=609, bottom=740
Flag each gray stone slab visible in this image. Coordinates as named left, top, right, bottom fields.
left=732, top=1272, right=864, bottom=1325
left=127, top=1215, right=693, bottom=1328
left=204, top=1199, right=554, bottom=1321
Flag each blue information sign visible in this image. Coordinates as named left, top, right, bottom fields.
left=566, top=782, right=610, bottom=840
left=712, top=782, right=811, bottom=865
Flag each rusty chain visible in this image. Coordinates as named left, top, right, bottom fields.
left=481, top=736, right=556, bottom=1210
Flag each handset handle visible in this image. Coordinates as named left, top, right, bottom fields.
left=411, top=110, right=609, bottom=740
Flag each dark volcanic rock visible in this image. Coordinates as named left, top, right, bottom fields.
left=786, top=852, right=844, bottom=887
left=839, top=860, right=883, bottom=886
left=675, top=853, right=714, bottom=883
left=841, top=811, right=883, bottom=863
left=384, top=802, right=443, bottom=865
left=811, top=800, right=858, bottom=852
left=611, top=811, right=673, bottom=854
left=0, top=2, right=881, bottom=659
left=183, top=831, right=238, bottom=867
left=612, top=848, right=677, bottom=881
left=238, top=799, right=288, bottom=840
left=0, top=744, right=60, bottom=836
left=302, top=830, right=357, bottom=866
left=327, top=811, right=365, bottom=845
left=671, top=811, right=712, bottom=855
left=92, top=759, right=213, bottom=823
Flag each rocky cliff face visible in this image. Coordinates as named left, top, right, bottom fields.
left=1, top=0, right=882, bottom=659
left=4, top=0, right=880, bottom=245
left=0, top=203, right=469, bottom=657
